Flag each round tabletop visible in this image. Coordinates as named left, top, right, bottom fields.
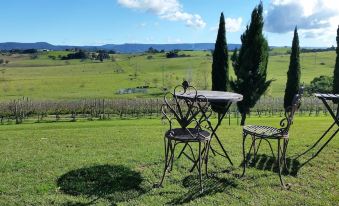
left=176, top=90, right=243, bottom=103
left=315, top=93, right=339, bottom=101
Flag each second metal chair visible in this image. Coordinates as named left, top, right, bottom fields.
left=241, top=89, right=303, bottom=187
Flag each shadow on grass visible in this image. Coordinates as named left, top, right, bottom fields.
left=168, top=174, right=237, bottom=205
left=57, top=164, right=145, bottom=205
left=241, top=154, right=301, bottom=176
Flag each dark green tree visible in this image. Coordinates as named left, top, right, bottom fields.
left=96, top=50, right=110, bottom=62
left=211, top=12, right=229, bottom=113
left=231, top=2, right=273, bottom=125
left=284, top=27, right=301, bottom=110
left=334, top=25, right=339, bottom=94
left=307, top=75, right=333, bottom=94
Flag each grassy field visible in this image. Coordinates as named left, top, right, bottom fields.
left=0, top=49, right=335, bottom=100
left=0, top=117, right=337, bottom=205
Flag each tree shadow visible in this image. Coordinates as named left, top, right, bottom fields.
left=57, top=164, right=146, bottom=205
left=168, top=174, right=237, bottom=205
left=241, top=154, right=301, bottom=176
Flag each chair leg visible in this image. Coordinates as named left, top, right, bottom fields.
left=282, top=139, right=289, bottom=172
left=254, top=139, right=263, bottom=158
left=252, top=136, right=257, bottom=161
left=177, top=142, right=188, bottom=159
left=277, top=139, right=286, bottom=188
left=241, top=133, right=248, bottom=177
left=169, top=141, right=176, bottom=172
left=265, top=139, right=276, bottom=158
left=205, top=140, right=210, bottom=177
left=158, top=138, right=171, bottom=187
left=198, top=141, right=203, bottom=192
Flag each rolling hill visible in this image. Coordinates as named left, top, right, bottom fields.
left=0, top=42, right=241, bottom=53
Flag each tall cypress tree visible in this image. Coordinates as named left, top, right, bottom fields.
left=334, top=25, right=339, bottom=95
left=231, top=2, right=273, bottom=125
left=284, top=27, right=301, bottom=110
left=211, top=12, right=229, bottom=113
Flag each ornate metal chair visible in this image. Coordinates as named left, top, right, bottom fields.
left=157, top=81, right=211, bottom=191
left=241, top=88, right=303, bottom=187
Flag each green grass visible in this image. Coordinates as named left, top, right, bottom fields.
left=0, top=50, right=335, bottom=100
left=0, top=117, right=337, bottom=205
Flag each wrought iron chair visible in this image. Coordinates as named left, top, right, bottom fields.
left=157, top=81, right=211, bottom=191
left=241, top=88, right=303, bottom=188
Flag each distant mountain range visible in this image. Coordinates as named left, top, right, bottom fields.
left=0, top=42, right=241, bottom=53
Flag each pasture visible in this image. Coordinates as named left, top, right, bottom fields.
left=0, top=117, right=337, bottom=205
left=0, top=49, right=337, bottom=205
left=0, top=49, right=335, bottom=101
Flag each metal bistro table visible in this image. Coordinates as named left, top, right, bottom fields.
left=176, top=90, right=243, bottom=168
left=298, top=93, right=339, bottom=165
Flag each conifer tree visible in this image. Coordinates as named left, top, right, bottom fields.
left=231, top=2, right=273, bottom=125
left=211, top=12, right=229, bottom=113
left=334, top=25, right=339, bottom=95
left=284, top=27, right=301, bottom=110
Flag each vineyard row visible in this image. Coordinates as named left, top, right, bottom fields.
left=0, top=97, right=336, bottom=124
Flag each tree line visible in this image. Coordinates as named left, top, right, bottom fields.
left=60, top=50, right=111, bottom=61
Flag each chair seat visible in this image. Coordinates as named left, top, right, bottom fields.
left=165, top=128, right=211, bottom=142
left=243, top=125, right=288, bottom=139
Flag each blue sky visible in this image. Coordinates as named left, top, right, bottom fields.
left=0, top=0, right=338, bottom=47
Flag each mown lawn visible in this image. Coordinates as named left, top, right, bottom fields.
left=0, top=116, right=337, bottom=205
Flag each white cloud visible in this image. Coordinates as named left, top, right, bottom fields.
left=210, top=17, right=243, bottom=33
left=266, top=0, right=339, bottom=32
left=117, top=0, right=206, bottom=28
left=265, top=0, right=339, bottom=45
left=225, top=17, right=242, bottom=32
